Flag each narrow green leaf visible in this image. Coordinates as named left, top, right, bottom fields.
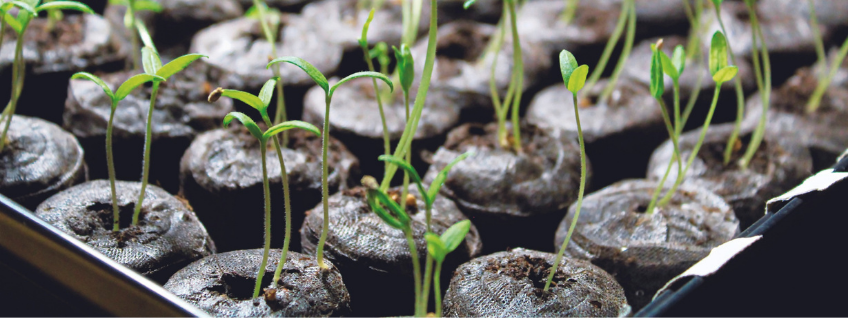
left=115, top=74, right=164, bottom=101
left=711, top=0, right=723, bottom=9
left=132, top=0, right=162, bottom=12
left=258, top=77, right=278, bottom=107
left=244, top=4, right=262, bottom=18
left=671, top=45, right=686, bottom=76
left=329, top=71, right=393, bottom=98
left=4, top=12, right=22, bottom=34
left=427, top=151, right=473, bottom=202
left=36, top=1, right=93, bottom=14
left=440, top=220, right=471, bottom=253
left=263, top=120, right=320, bottom=142
left=393, top=44, right=414, bottom=93
left=378, top=154, right=428, bottom=205
left=223, top=112, right=263, bottom=140
left=267, top=57, right=329, bottom=94
left=220, top=89, right=265, bottom=112
left=141, top=46, right=161, bottom=76
left=709, top=31, right=728, bottom=76
left=135, top=20, right=156, bottom=54
left=712, top=65, right=738, bottom=83
left=425, top=232, right=447, bottom=262
left=366, top=189, right=405, bottom=230
left=463, top=0, right=476, bottom=9
left=367, top=188, right=410, bottom=229
left=567, top=65, right=589, bottom=93
left=359, top=8, right=375, bottom=48
left=651, top=45, right=666, bottom=98
left=659, top=51, right=678, bottom=80
left=559, top=50, right=579, bottom=89
left=156, top=53, right=206, bottom=79
left=71, top=72, right=115, bottom=102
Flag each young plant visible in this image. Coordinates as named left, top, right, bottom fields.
left=132, top=47, right=206, bottom=225
left=221, top=112, right=319, bottom=300
left=70, top=72, right=164, bottom=231
left=359, top=9, right=391, bottom=173
left=582, top=0, right=635, bottom=105
left=106, top=0, right=163, bottom=70
left=545, top=50, right=589, bottom=292
left=424, top=220, right=471, bottom=317
left=806, top=5, right=848, bottom=114
left=0, top=0, right=94, bottom=153
left=680, top=0, right=707, bottom=130
left=736, top=0, right=771, bottom=169
left=392, top=44, right=415, bottom=210
left=265, top=57, right=392, bottom=270
left=559, top=0, right=579, bottom=24
left=245, top=0, right=288, bottom=143
left=658, top=31, right=738, bottom=206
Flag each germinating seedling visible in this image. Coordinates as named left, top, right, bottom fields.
left=70, top=72, right=165, bottom=231
left=245, top=0, right=289, bottom=143
left=133, top=47, right=206, bottom=225
left=545, top=49, right=589, bottom=292
left=425, top=220, right=471, bottom=317
left=220, top=111, right=319, bottom=300
left=806, top=0, right=848, bottom=114
left=266, top=56, right=392, bottom=271
left=106, top=0, right=162, bottom=71
left=734, top=0, right=771, bottom=169
left=0, top=0, right=94, bottom=153
left=582, top=0, right=636, bottom=105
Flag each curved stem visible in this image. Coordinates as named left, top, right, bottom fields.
left=582, top=0, right=629, bottom=95
left=132, top=81, right=160, bottom=225
left=316, top=97, right=331, bottom=269
left=359, top=39, right=391, bottom=174
left=598, top=0, right=635, bottom=105
left=506, top=0, right=524, bottom=153
left=405, top=228, right=422, bottom=317
left=645, top=98, right=679, bottom=214
left=0, top=32, right=26, bottom=152
left=253, top=144, right=272, bottom=299
left=559, top=0, right=580, bottom=24
left=740, top=0, right=771, bottom=169
left=434, top=260, right=443, bottom=317
left=253, top=0, right=288, bottom=142
left=262, top=115, right=291, bottom=287
left=108, top=101, right=120, bottom=232
left=545, top=93, right=586, bottom=291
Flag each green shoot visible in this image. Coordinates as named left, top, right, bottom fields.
left=0, top=0, right=94, bottom=153
left=359, top=9, right=392, bottom=174
left=71, top=72, right=164, bottom=232
left=658, top=31, right=737, bottom=206
left=738, top=0, right=771, bottom=169
left=107, top=0, right=163, bottom=71
left=401, top=0, right=424, bottom=47
left=132, top=48, right=206, bottom=226
left=545, top=50, right=589, bottom=292
left=425, top=220, right=471, bottom=317
left=246, top=0, right=288, bottom=142
left=709, top=0, right=748, bottom=166
left=680, top=0, right=706, bottom=130
left=559, top=0, right=580, bottom=24
left=222, top=112, right=319, bottom=300
left=582, top=0, right=635, bottom=105
left=267, top=57, right=392, bottom=270
left=806, top=33, right=848, bottom=114
left=808, top=0, right=826, bottom=76
left=392, top=44, right=415, bottom=211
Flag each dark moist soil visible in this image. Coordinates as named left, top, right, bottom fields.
left=35, top=180, right=215, bottom=283
left=63, top=59, right=232, bottom=193
left=743, top=66, right=848, bottom=171
left=647, top=123, right=813, bottom=229
left=180, top=126, right=359, bottom=253
left=299, top=185, right=482, bottom=317
left=526, top=77, right=665, bottom=190
left=554, top=179, right=739, bottom=311
left=424, top=122, right=583, bottom=253
left=0, top=116, right=86, bottom=209
left=443, top=248, right=629, bottom=317
left=164, top=249, right=350, bottom=317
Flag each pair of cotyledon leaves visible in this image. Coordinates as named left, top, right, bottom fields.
left=648, top=31, right=737, bottom=99
left=2, top=0, right=93, bottom=34
left=559, top=50, right=589, bottom=93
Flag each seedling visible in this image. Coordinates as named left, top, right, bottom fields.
left=245, top=0, right=289, bottom=143
left=424, top=220, right=471, bottom=317
left=806, top=1, right=848, bottom=114
left=545, top=49, right=589, bottom=292
left=221, top=111, right=319, bottom=300
left=679, top=0, right=707, bottom=130
left=736, top=0, right=771, bottom=169
left=132, top=47, right=206, bottom=225
left=658, top=31, right=737, bottom=206
left=359, top=9, right=393, bottom=174
left=106, top=0, right=163, bottom=70
left=266, top=56, right=392, bottom=270
left=0, top=0, right=94, bottom=153
left=582, top=0, right=635, bottom=106
left=70, top=71, right=164, bottom=231
left=559, top=0, right=579, bottom=24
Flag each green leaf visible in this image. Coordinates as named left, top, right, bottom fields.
left=659, top=51, right=678, bottom=80
left=366, top=188, right=410, bottom=230
left=36, top=1, right=93, bottom=14
left=650, top=44, right=666, bottom=98
left=156, top=53, right=206, bottom=79
left=425, top=232, right=446, bottom=262
left=427, top=151, right=473, bottom=202
left=71, top=72, right=115, bottom=102
left=329, top=71, right=393, bottom=98
left=220, top=89, right=265, bottom=112
left=711, top=0, right=723, bottom=9
left=132, top=0, right=162, bottom=12
left=559, top=50, right=579, bottom=89
left=258, top=77, right=278, bottom=107
left=378, top=154, right=428, bottom=205
left=115, top=74, right=165, bottom=101
left=141, top=46, right=161, bottom=76
left=262, top=120, right=320, bottom=142
left=358, top=8, right=375, bottom=48
left=567, top=65, right=589, bottom=93
left=135, top=20, right=156, bottom=54
left=709, top=31, right=728, bottom=77
left=267, top=57, right=329, bottom=94
left=393, top=44, right=414, bottom=93
left=223, top=112, right=263, bottom=140
left=3, top=12, right=22, bottom=34
left=440, top=220, right=471, bottom=253
left=374, top=43, right=390, bottom=70
left=463, top=0, right=476, bottom=9
left=712, top=65, right=738, bottom=83
left=671, top=45, right=686, bottom=76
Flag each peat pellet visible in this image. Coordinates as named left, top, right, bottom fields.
left=64, top=59, right=232, bottom=193
left=554, top=179, right=739, bottom=311
left=35, top=180, right=215, bottom=283
left=180, top=127, right=359, bottom=253
left=300, top=185, right=482, bottom=316
left=164, top=249, right=351, bottom=317
left=444, top=248, right=630, bottom=317
left=424, top=122, right=584, bottom=253
left=0, top=115, right=86, bottom=209
left=647, top=123, right=812, bottom=230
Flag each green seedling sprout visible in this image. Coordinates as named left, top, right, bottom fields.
left=680, top=0, right=707, bottom=130
left=359, top=9, right=393, bottom=174
left=806, top=1, right=848, bottom=114
left=245, top=0, right=289, bottom=143
left=424, top=220, right=471, bottom=317
left=266, top=56, right=392, bottom=270
left=0, top=0, right=94, bottom=153
left=132, top=47, right=206, bottom=225
left=658, top=31, right=737, bottom=206
left=737, top=0, right=771, bottom=169
left=559, top=0, right=579, bottom=24
left=221, top=112, right=319, bottom=300
left=70, top=72, right=164, bottom=232
left=107, top=0, right=163, bottom=71
left=545, top=49, right=589, bottom=292
left=808, top=0, right=826, bottom=76
left=582, top=0, right=635, bottom=105
left=392, top=44, right=415, bottom=211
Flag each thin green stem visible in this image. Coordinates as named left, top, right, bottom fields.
left=420, top=254, right=433, bottom=315
left=253, top=0, right=288, bottom=142
left=0, top=32, right=26, bottom=152
left=807, top=28, right=848, bottom=113
left=488, top=12, right=508, bottom=147
left=598, top=0, right=635, bottom=105
left=359, top=39, right=391, bottom=174
left=132, top=81, right=160, bottom=225
left=714, top=3, right=747, bottom=165
left=405, top=229, right=422, bottom=317
left=108, top=101, right=120, bottom=232
left=740, top=0, right=771, bottom=169
left=582, top=0, right=628, bottom=96
left=808, top=0, right=826, bottom=76
left=645, top=98, right=679, bottom=214
left=434, top=260, right=443, bottom=317
left=316, top=97, right=332, bottom=269
left=261, top=114, right=292, bottom=288
left=681, top=66, right=704, bottom=128
left=401, top=91, right=411, bottom=210
left=506, top=0, right=523, bottom=153
left=559, top=0, right=579, bottom=24
left=545, top=93, right=586, bottom=292
left=253, top=145, right=272, bottom=299
left=127, top=2, right=140, bottom=71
